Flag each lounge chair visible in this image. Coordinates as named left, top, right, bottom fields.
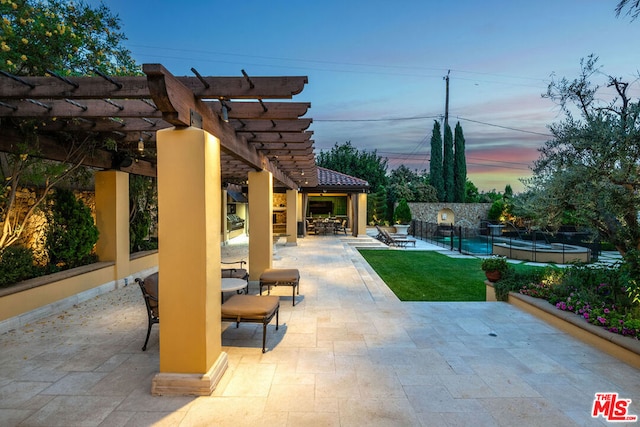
left=135, top=272, right=159, bottom=351
left=378, top=227, right=416, bottom=248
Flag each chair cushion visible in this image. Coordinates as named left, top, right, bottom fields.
left=260, top=268, right=300, bottom=283
left=221, top=295, right=279, bottom=320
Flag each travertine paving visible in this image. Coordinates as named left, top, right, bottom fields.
left=0, top=234, right=638, bottom=426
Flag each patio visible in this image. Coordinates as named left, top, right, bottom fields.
left=1, top=234, right=638, bottom=426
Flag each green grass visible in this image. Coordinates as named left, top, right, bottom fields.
left=358, top=250, right=488, bottom=301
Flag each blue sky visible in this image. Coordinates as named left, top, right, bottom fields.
left=94, top=0, right=640, bottom=192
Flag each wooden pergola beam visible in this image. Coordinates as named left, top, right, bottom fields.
left=0, top=75, right=308, bottom=100
left=229, top=119, right=312, bottom=133
left=206, top=101, right=310, bottom=119
left=241, top=131, right=313, bottom=143
left=143, top=64, right=299, bottom=189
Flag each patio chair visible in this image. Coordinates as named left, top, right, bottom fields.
left=259, top=268, right=300, bottom=306
left=221, top=260, right=249, bottom=293
left=135, top=272, right=159, bottom=351
left=221, top=294, right=280, bottom=353
left=335, top=219, right=348, bottom=235
left=306, top=219, right=316, bottom=235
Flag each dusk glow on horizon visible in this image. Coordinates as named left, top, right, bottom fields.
left=91, top=0, right=639, bottom=193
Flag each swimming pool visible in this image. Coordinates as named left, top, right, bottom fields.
left=429, top=236, right=493, bottom=255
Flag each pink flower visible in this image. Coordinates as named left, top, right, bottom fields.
left=583, top=313, right=589, bottom=320
left=597, top=317, right=606, bottom=324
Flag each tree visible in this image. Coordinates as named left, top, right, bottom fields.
left=523, top=55, right=640, bottom=256
left=0, top=0, right=139, bottom=256
left=453, top=122, right=467, bottom=203
left=429, top=121, right=445, bottom=201
left=45, top=188, right=99, bottom=269
left=387, top=165, right=437, bottom=205
left=0, top=0, right=139, bottom=76
left=316, top=141, right=388, bottom=192
left=616, top=0, right=640, bottom=20
left=442, top=123, right=454, bottom=202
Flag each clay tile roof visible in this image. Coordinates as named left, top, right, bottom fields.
left=316, top=167, right=369, bottom=191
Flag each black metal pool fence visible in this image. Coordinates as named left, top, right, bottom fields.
left=409, top=220, right=601, bottom=262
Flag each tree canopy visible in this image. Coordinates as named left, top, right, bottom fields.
left=453, top=122, right=466, bottom=202
left=0, top=0, right=139, bottom=256
left=442, top=123, right=454, bottom=202
left=522, top=55, right=640, bottom=255
left=0, top=0, right=139, bottom=76
left=429, top=121, right=445, bottom=201
left=316, top=141, right=388, bottom=191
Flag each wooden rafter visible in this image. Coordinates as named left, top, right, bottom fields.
left=0, top=65, right=318, bottom=188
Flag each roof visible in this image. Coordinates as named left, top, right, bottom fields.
left=313, top=167, right=369, bottom=192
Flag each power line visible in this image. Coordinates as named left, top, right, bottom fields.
left=455, top=116, right=553, bottom=137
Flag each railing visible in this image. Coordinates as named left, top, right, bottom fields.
left=409, top=220, right=601, bottom=262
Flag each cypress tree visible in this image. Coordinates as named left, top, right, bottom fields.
left=453, top=122, right=467, bottom=202
left=429, top=121, right=445, bottom=201
left=443, top=123, right=454, bottom=202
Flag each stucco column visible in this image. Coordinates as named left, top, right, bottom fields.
left=95, top=170, right=129, bottom=282
left=357, top=193, right=368, bottom=236
left=152, top=127, right=227, bottom=396
left=286, top=188, right=298, bottom=245
left=248, top=170, right=273, bottom=280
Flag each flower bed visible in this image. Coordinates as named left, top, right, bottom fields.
left=519, top=281, right=640, bottom=339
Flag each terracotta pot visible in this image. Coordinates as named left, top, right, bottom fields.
left=485, top=270, right=502, bottom=282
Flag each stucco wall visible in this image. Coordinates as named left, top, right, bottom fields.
left=408, top=202, right=492, bottom=227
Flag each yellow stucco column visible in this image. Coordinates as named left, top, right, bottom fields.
left=248, top=170, right=273, bottom=280
left=152, top=127, right=227, bottom=396
left=286, top=189, right=298, bottom=245
left=357, top=193, right=368, bottom=236
left=95, top=170, right=129, bottom=281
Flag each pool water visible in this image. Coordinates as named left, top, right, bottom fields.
left=430, top=236, right=492, bottom=255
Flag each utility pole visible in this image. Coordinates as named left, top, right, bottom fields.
left=444, top=69, right=450, bottom=128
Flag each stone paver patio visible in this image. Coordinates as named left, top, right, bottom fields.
left=0, top=234, right=638, bottom=426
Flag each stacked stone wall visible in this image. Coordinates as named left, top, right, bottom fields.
left=408, top=202, right=492, bottom=227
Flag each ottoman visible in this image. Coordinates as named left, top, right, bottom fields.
left=259, top=268, right=301, bottom=306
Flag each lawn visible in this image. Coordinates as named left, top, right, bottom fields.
left=358, top=249, right=488, bottom=301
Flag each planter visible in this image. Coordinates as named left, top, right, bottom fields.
left=394, top=224, right=410, bottom=235
left=484, top=270, right=501, bottom=282
left=484, top=282, right=640, bottom=369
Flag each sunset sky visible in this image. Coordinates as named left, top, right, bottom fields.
left=92, top=0, right=639, bottom=192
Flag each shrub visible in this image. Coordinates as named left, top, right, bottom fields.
left=45, top=188, right=99, bottom=270
left=0, top=245, right=37, bottom=287
left=393, top=199, right=412, bottom=224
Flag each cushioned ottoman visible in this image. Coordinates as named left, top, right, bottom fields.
left=221, top=295, right=280, bottom=353
left=259, top=268, right=300, bottom=306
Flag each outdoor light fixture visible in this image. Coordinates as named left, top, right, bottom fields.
left=221, top=104, right=229, bottom=122
left=137, top=137, right=144, bottom=153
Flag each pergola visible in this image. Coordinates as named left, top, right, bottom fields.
left=0, top=65, right=368, bottom=396
left=0, top=64, right=318, bottom=188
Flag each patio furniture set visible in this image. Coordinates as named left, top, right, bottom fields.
left=307, top=218, right=347, bottom=235
left=136, top=264, right=300, bottom=353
